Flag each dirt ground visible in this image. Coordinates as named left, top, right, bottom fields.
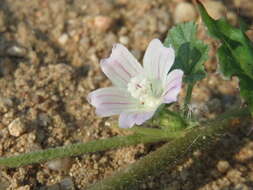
left=0, top=0, right=253, bottom=189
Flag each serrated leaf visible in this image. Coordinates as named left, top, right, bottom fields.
left=197, top=0, right=253, bottom=114
left=164, top=22, right=196, bottom=49
left=197, top=0, right=253, bottom=80
left=164, top=22, right=208, bottom=84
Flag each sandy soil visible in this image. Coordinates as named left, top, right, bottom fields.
left=0, top=0, right=253, bottom=189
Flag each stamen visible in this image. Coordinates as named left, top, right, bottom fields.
left=127, top=76, right=162, bottom=109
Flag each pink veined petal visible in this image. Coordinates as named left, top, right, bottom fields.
left=163, top=69, right=184, bottom=104
left=119, top=111, right=155, bottom=128
left=101, top=44, right=143, bottom=87
left=143, top=39, right=175, bottom=84
left=87, top=87, right=140, bottom=117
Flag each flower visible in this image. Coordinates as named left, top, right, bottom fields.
left=87, top=39, right=183, bottom=128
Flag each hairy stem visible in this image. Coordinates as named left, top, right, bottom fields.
left=128, top=126, right=183, bottom=137
left=87, top=107, right=250, bottom=190
left=184, top=83, right=194, bottom=116
left=0, top=132, right=175, bottom=168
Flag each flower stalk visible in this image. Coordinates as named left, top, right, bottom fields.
left=183, top=83, right=194, bottom=117
left=0, top=129, right=181, bottom=168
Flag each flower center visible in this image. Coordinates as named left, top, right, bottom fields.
left=127, top=76, right=162, bottom=108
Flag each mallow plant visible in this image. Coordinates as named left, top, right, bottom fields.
left=0, top=1, right=252, bottom=190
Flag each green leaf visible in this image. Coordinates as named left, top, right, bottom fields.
left=197, top=0, right=253, bottom=114
left=164, top=22, right=209, bottom=84
left=217, top=45, right=244, bottom=78
left=197, top=0, right=253, bottom=79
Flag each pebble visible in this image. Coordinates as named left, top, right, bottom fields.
left=174, top=2, right=197, bottom=23
left=58, top=33, right=69, bottom=45
left=217, top=160, right=230, bottom=173
left=46, top=157, right=72, bottom=171
left=6, top=45, right=27, bottom=57
left=8, top=118, right=26, bottom=137
left=235, top=144, right=253, bottom=162
left=94, top=16, right=113, bottom=31
left=203, top=1, right=226, bottom=19
left=59, top=178, right=75, bottom=190
left=119, top=36, right=129, bottom=45
left=234, top=184, right=249, bottom=190
left=226, top=169, right=243, bottom=184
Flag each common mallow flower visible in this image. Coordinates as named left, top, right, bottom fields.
left=87, top=39, right=183, bottom=128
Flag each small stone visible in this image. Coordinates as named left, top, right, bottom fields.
left=119, top=36, right=129, bottom=45
left=59, top=178, right=75, bottom=190
left=217, top=160, right=230, bottom=173
left=174, top=2, right=197, bottom=23
left=6, top=45, right=27, bottom=57
left=58, top=33, right=69, bottom=45
left=203, top=1, right=226, bottom=19
left=234, top=184, right=249, bottom=190
left=8, top=118, right=26, bottom=137
left=226, top=169, right=243, bottom=184
left=94, top=16, right=113, bottom=31
left=46, top=157, right=72, bottom=171
left=235, top=144, right=253, bottom=162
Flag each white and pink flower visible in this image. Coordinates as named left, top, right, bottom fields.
left=87, top=39, right=183, bottom=128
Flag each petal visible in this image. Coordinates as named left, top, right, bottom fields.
left=101, top=44, right=143, bottom=87
left=143, top=39, right=175, bottom=84
left=163, top=69, right=184, bottom=104
left=119, top=111, right=155, bottom=128
left=87, top=87, right=139, bottom=117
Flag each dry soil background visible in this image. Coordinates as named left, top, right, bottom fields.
left=0, top=0, right=253, bottom=189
